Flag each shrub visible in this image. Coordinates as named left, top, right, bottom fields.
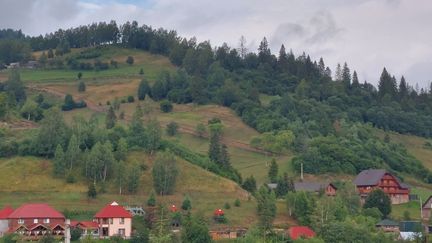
left=166, top=122, right=178, bottom=136
left=160, top=100, right=173, bottom=113
left=182, top=196, right=192, bottom=210
left=66, top=172, right=76, bottom=184
left=78, top=81, right=86, bottom=92
left=234, top=199, right=241, bottom=207
left=87, top=183, right=97, bottom=198
left=127, top=95, right=135, bottom=103
left=224, top=202, right=231, bottom=209
left=126, top=56, right=134, bottom=65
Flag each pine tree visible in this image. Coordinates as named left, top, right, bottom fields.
left=138, top=79, right=150, bottom=100
left=53, top=144, right=65, bottom=177
left=335, top=63, right=342, bottom=81
left=256, top=186, right=276, bottom=232
left=238, top=36, right=248, bottom=59
left=87, top=183, right=97, bottom=198
left=220, top=144, right=231, bottom=169
left=268, top=159, right=278, bottom=183
left=352, top=70, right=360, bottom=89
left=106, top=106, right=117, bottom=129
left=242, top=175, right=257, bottom=193
left=342, top=62, right=351, bottom=90
left=399, top=76, right=408, bottom=99
left=275, top=173, right=289, bottom=198
left=318, top=57, right=325, bottom=75
left=147, top=191, right=156, bottom=206
left=208, top=123, right=223, bottom=164
left=182, top=196, right=192, bottom=211
left=258, top=37, right=271, bottom=64
left=277, top=44, right=288, bottom=72
left=47, top=49, right=54, bottom=58
left=378, top=67, right=398, bottom=99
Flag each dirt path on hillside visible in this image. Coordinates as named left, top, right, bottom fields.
left=27, top=85, right=273, bottom=155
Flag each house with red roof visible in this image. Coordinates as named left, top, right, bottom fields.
left=94, top=202, right=132, bottom=239
left=288, top=226, right=316, bottom=240
left=71, top=220, right=100, bottom=238
left=0, top=206, right=14, bottom=237
left=6, top=203, right=66, bottom=240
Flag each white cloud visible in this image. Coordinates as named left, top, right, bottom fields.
left=0, top=0, right=431, bottom=86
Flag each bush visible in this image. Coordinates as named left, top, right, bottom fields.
left=87, top=183, right=97, bottom=198
left=182, top=196, right=192, bottom=210
left=78, top=81, right=86, bottom=92
left=147, top=191, right=156, bottom=207
left=224, top=202, right=231, bottom=209
left=127, top=95, right=135, bottom=103
left=126, top=56, right=134, bottom=65
left=66, top=172, right=76, bottom=184
left=234, top=199, right=241, bottom=207
left=160, top=100, right=173, bottom=113
left=70, top=227, right=82, bottom=241
left=166, top=122, right=178, bottom=136
left=208, top=117, right=222, bottom=125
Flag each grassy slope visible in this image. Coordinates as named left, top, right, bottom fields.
left=0, top=152, right=258, bottom=227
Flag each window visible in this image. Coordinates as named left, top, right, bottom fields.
left=118, top=229, right=125, bottom=236
left=33, top=219, right=38, bottom=224
left=109, top=218, right=113, bottom=224
left=43, top=218, right=50, bottom=224
left=120, top=218, right=125, bottom=224
left=18, top=219, right=24, bottom=224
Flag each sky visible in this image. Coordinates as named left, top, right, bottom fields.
left=0, top=0, right=431, bottom=88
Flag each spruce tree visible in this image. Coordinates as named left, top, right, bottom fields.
left=208, top=123, right=222, bottom=164
left=182, top=196, right=192, bottom=211
left=220, top=144, right=230, bottom=168
left=352, top=70, right=360, bottom=89
left=399, top=76, right=408, bottom=99
left=106, top=106, right=117, bottom=129
left=342, top=62, right=351, bottom=90
left=147, top=191, right=156, bottom=206
left=242, top=176, right=257, bottom=193
left=138, top=79, right=150, bottom=100
left=378, top=67, right=398, bottom=99
left=335, top=63, right=342, bottom=81
left=87, top=183, right=97, bottom=198
left=277, top=44, right=288, bottom=72
left=268, top=159, right=278, bottom=183
left=256, top=186, right=276, bottom=232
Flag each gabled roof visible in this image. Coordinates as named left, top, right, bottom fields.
left=294, top=182, right=335, bottom=192
left=94, top=202, right=132, bottom=218
left=353, top=169, right=387, bottom=186
left=288, top=226, right=315, bottom=240
left=8, top=204, right=64, bottom=219
left=422, top=196, right=432, bottom=208
left=72, top=221, right=99, bottom=229
left=376, top=219, right=399, bottom=227
left=0, top=206, right=14, bottom=219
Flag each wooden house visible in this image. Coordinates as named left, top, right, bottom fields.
left=376, top=219, right=399, bottom=233
left=353, top=169, right=410, bottom=204
left=294, top=182, right=337, bottom=196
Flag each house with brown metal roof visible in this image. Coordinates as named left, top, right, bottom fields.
left=294, top=182, right=337, bottom=196
left=353, top=169, right=410, bottom=204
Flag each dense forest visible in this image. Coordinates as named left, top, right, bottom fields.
left=1, top=21, right=432, bottom=183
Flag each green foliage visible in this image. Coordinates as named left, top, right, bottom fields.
left=127, top=95, right=135, bottom=103
left=195, top=123, right=206, bottom=137
left=182, top=196, right=192, bottom=211
left=5, top=69, right=26, bottom=103
left=77, top=72, right=83, bottom=80
left=106, top=106, right=117, bottom=129
left=251, top=130, right=294, bottom=153
left=115, top=137, right=128, bottom=161
left=224, top=202, right=231, bottom=209
left=62, top=94, right=86, bottom=111
left=166, top=121, right=178, bottom=136
left=87, top=183, right=97, bottom=198
left=147, top=191, right=156, bottom=206
left=53, top=144, right=65, bottom=176
left=256, top=186, right=276, bottom=232
left=146, top=119, right=161, bottom=154
left=234, top=199, right=241, bottom=207
left=70, top=227, right=83, bottom=241
left=139, top=68, right=144, bottom=75
left=152, top=151, right=178, bottom=195
left=362, top=207, right=383, bottom=220
left=275, top=173, right=293, bottom=198
left=181, top=215, right=212, bottom=243
left=138, top=79, right=151, bottom=100
left=267, top=158, right=278, bottom=183
left=126, top=56, right=134, bottom=65
left=127, top=163, right=141, bottom=194
left=20, top=99, right=43, bottom=121
left=66, top=134, right=80, bottom=170
left=242, top=175, right=257, bottom=193
left=160, top=100, right=173, bottom=113
left=36, top=108, right=69, bottom=156
left=363, top=189, right=391, bottom=218
left=287, top=191, right=315, bottom=226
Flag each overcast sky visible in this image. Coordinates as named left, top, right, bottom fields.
left=0, top=0, right=431, bottom=87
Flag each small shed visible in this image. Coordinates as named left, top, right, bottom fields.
left=376, top=219, right=399, bottom=233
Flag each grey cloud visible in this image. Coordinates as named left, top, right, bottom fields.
left=306, top=11, right=343, bottom=44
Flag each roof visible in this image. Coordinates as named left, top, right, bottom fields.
left=267, top=183, right=278, bottom=190
left=288, top=226, right=315, bottom=240
left=294, top=182, right=334, bottom=192
left=94, top=202, right=132, bottom=218
left=72, top=221, right=99, bottom=229
left=353, top=169, right=387, bottom=186
left=214, top=209, right=224, bottom=216
left=0, top=206, right=14, bottom=219
left=8, top=204, right=64, bottom=219
left=399, top=221, right=423, bottom=232
left=170, top=205, right=178, bottom=213
left=376, top=219, right=399, bottom=227
left=422, top=196, right=432, bottom=208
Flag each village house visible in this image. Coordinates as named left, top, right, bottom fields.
left=6, top=203, right=66, bottom=240
left=294, top=182, right=337, bottom=196
left=353, top=169, right=410, bottom=204
left=71, top=221, right=100, bottom=239
left=0, top=206, right=14, bottom=237
left=421, top=195, right=432, bottom=220
left=94, top=202, right=132, bottom=239
left=376, top=219, right=399, bottom=233
left=209, top=227, right=247, bottom=241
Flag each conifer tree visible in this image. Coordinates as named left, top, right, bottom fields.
left=182, top=196, right=192, bottom=211
left=138, top=79, right=150, bottom=100
left=128, top=106, right=147, bottom=148
left=399, top=76, right=408, bottom=99
left=318, top=57, right=326, bottom=75
left=106, top=106, right=117, bottom=129
left=208, top=123, right=223, bottom=164
left=342, top=62, right=351, bottom=90
left=147, top=191, right=156, bottom=206
left=277, top=44, right=288, bottom=72
left=242, top=176, right=257, bottom=193
left=378, top=67, right=398, bottom=99
left=87, top=183, right=97, bottom=198
left=352, top=70, right=360, bottom=89
left=335, top=63, right=342, bottom=81
left=256, top=186, right=276, bottom=232
left=268, top=158, right=278, bottom=183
